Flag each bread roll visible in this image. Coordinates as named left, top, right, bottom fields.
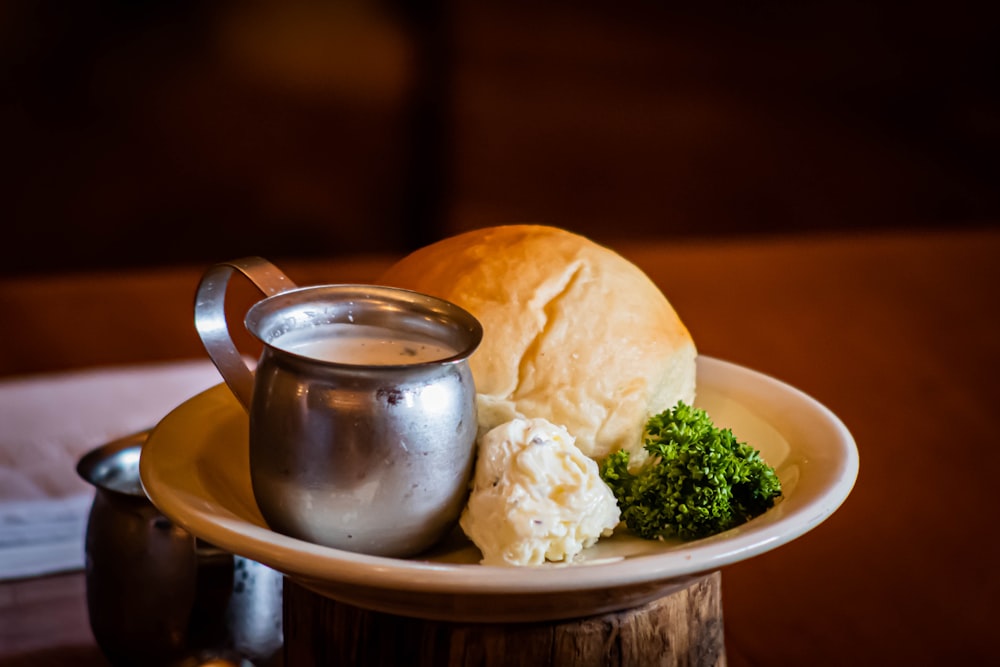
left=376, top=225, right=696, bottom=461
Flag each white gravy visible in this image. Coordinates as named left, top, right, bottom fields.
left=274, top=323, right=456, bottom=365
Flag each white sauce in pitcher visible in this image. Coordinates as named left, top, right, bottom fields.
left=274, top=323, right=457, bottom=365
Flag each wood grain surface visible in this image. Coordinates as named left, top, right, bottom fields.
left=284, top=573, right=724, bottom=666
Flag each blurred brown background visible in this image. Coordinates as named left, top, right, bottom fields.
left=2, top=0, right=998, bottom=277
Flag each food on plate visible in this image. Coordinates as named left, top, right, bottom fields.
left=459, top=417, right=621, bottom=566
left=380, top=224, right=779, bottom=564
left=600, top=402, right=782, bottom=540
left=376, top=224, right=697, bottom=463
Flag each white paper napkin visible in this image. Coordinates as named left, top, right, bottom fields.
left=0, top=359, right=223, bottom=580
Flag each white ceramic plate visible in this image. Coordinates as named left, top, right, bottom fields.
left=140, top=356, right=858, bottom=622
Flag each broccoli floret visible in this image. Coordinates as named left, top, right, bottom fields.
left=600, top=402, right=782, bottom=541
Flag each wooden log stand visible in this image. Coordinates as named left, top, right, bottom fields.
left=283, top=571, right=725, bottom=666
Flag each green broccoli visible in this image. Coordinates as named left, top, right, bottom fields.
left=600, top=402, right=782, bottom=541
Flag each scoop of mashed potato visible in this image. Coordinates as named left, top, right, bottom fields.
left=460, top=417, right=621, bottom=566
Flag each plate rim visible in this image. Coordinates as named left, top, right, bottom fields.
left=140, top=356, right=859, bottom=595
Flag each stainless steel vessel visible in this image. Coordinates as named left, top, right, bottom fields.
left=194, top=257, right=482, bottom=557
left=77, top=431, right=283, bottom=666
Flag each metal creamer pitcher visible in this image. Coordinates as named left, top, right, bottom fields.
left=194, top=257, right=482, bottom=558
left=77, top=432, right=283, bottom=667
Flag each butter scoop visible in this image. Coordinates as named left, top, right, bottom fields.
left=460, top=417, right=621, bottom=566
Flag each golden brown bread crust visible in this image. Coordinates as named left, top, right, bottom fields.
left=376, top=225, right=696, bottom=460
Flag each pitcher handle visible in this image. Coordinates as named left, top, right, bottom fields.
left=194, top=257, right=298, bottom=412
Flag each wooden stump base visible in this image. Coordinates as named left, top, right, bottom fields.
left=283, top=571, right=725, bottom=666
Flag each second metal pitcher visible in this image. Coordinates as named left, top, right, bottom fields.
left=77, top=431, right=284, bottom=667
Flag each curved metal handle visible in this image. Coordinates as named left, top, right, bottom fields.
left=194, top=257, right=298, bottom=412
